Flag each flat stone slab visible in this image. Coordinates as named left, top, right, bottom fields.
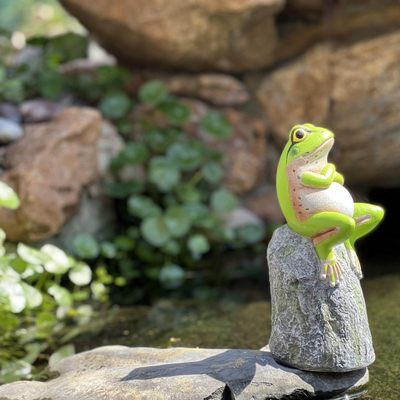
left=0, top=346, right=368, bottom=400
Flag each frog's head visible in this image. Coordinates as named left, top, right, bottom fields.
left=284, top=123, right=334, bottom=164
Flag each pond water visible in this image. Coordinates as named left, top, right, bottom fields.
left=76, top=271, right=400, bottom=400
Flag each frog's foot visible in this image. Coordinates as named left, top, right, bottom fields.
left=346, top=246, right=363, bottom=279
left=320, top=258, right=343, bottom=287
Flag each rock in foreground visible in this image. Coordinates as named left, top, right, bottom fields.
left=267, top=225, right=375, bottom=372
left=0, top=346, right=368, bottom=400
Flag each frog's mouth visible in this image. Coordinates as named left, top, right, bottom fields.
left=303, top=137, right=334, bottom=162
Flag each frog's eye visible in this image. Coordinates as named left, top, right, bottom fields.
left=291, top=128, right=307, bottom=143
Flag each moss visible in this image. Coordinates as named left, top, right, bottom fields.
left=75, top=275, right=400, bottom=399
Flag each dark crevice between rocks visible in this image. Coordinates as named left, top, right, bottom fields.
left=357, top=187, right=400, bottom=277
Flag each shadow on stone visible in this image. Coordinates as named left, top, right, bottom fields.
left=122, top=348, right=368, bottom=399
left=122, top=349, right=269, bottom=394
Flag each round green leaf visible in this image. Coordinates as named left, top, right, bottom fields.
left=158, top=98, right=190, bottom=125
left=138, top=80, right=167, bottom=105
left=0, top=280, right=26, bottom=313
left=112, top=143, right=149, bottom=169
left=41, top=244, right=71, bottom=274
left=159, top=264, right=185, bottom=289
left=0, top=181, right=19, bottom=209
left=114, top=235, right=135, bottom=251
left=99, top=91, right=132, bottom=119
left=235, top=223, right=265, bottom=244
left=48, top=284, right=72, bottom=308
left=202, top=162, right=223, bottom=183
left=144, top=129, right=169, bottom=152
left=164, top=206, right=191, bottom=238
left=21, top=283, right=43, bottom=309
left=167, top=141, right=203, bottom=171
left=49, top=344, right=75, bottom=368
left=100, top=242, right=117, bottom=258
left=72, top=233, right=100, bottom=259
left=162, top=240, right=180, bottom=255
left=17, top=243, right=49, bottom=265
left=149, top=157, right=180, bottom=192
left=69, top=262, right=92, bottom=286
left=188, top=234, right=210, bottom=256
left=211, top=188, right=238, bottom=213
left=141, top=216, right=170, bottom=247
left=200, top=111, right=232, bottom=138
left=0, top=360, right=32, bottom=383
left=175, top=184, right=201, bottom=204
left=128, top=195, right=161, bottom=218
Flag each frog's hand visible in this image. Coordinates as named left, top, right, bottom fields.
left=345, top=240, right=363, bottom=279
left=300, top=164, right=335, bottom=189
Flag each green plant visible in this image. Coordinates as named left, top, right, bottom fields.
left=0, top=182, right=110, bottom=383
left=74, top=81, right=264, bottom=303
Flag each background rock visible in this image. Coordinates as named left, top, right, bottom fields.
left=0, top=107, right=101, bottom=242
left=164, top=73, right=250, bottom=106
left=267, top=225, right=375, bottom=372
left=48, top=121, right=124, bottom=252
left=0, top=118, right=23, bottom=144
left=258, top=30, right=400, bottom=186
left=0, top=345, right=369, bottom=400
left=20, top=99, right=58, bottom=123
left=59, top=0, right=284, bottom=72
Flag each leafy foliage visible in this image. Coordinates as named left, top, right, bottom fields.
left=71, top=81, right=264, bottom=304
left=0, top=182, right=110, bottom=383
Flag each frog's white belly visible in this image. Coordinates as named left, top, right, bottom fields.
left=302, top=182, right=354, bottom=217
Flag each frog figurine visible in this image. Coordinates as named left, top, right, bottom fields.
left=276, top=123, right=384, bottom=287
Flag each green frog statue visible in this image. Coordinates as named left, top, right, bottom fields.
left=276, top=123, right=384, bottom=287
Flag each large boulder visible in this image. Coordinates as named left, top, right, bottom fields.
left=59, top=0, right=400, bottom=72
left=258, top=30, right=400, bottom=186
left=0, top=107, right=101, bottom=242
left=59, top=0, right=284, bottom=72
left=0, top=345, right=369, bottom=400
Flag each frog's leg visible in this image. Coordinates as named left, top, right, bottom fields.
left=344, top=203, right=384, bottom=278
left=293, top=212, right=355, bottom=287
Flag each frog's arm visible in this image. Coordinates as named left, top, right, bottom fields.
left=333, top=171, right=344, bottom=185
left=300, top=163, right=335, bottom=188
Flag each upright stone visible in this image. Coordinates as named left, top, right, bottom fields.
left=267, top=224, right=375, bottom=372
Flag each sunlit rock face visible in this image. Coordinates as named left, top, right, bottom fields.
left=59, top=0, right=285, bottom=72
left=267, top=224, right=375, bottom=372
left=0, top=107, right=101, bottom=242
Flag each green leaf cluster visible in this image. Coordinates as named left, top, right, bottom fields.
left=0, top=182, right=110, bottom=384
left=78, top=80, right=265, bottom=303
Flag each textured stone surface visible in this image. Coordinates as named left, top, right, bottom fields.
left=0, top=107, right=101, bottom=242
left=258, top=30, right=400, bottom=186
left=0, top=345, right=369, bottom=400
left=59, top=0, right=284, bottom=72
left=267, top=225, right=375, bottom=372
left=276, top=0, right=400, bottom=66
left=48, top=121, right=123, bottom=252
left=163, top=73, right=250, bottom=106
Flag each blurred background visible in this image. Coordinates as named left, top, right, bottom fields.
left=0, top=1, right=398, bottom=398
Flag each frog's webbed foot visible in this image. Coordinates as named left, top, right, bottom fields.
left=320, top=257, right=343, bottom=287
left=345, top=245, right=363, bottom=279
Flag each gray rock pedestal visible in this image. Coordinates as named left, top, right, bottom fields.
left=267, top=224, right=375, bottom=372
